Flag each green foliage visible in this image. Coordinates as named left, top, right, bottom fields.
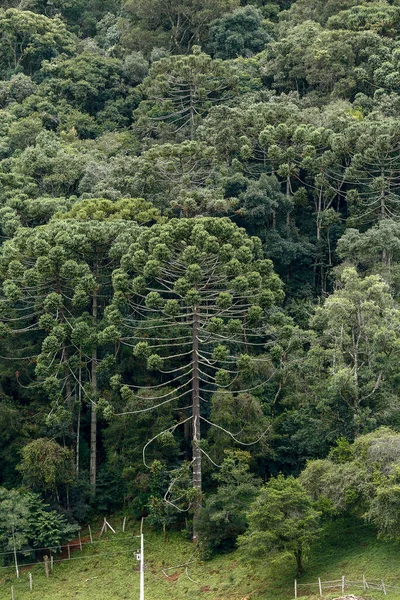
left=18, top=438, right=74, bottom=496
left=2, top=0, right=400, bottom=559
left=207, top=6, right=270, bottom=59
left=309, top=267, right=400, bottom=435
left=197, top=451, right=261, bottom=557
left=135, top=47, right=238, bottom=140
left=56, top=197, right=161, bottom=223
left=301, top=428, right=400, bottom=541
left=239, top=474, right=321, bottom=576
left=0, top=9, right=76, bottom=77
left=0, top=487, right=78, bottom=553
left=122, top=0, right=239, bottom=53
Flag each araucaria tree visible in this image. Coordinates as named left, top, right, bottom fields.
left=0, top=213, right=150, bottom=493
left=135, top=46, right=238, bottom=141
left=111, top=217, right=283, bottom=539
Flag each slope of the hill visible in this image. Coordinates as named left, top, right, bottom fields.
left=1, top=518, right=400, bottom=600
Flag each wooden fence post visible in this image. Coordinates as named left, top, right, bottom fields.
left=382, top=581, right=387, bottom=596
left=29, top=572, right=33, bottom=591
left=11, top=586, right=14, bottom=600
left=79, top=531, right=82, bottom=551
left=123, top=516, right=126, bottom=533
left=294, top=579, right=297, bottom=599
left=88, top=524, right=93, bottom=544
left=105, top=518, right=116, bottom=534
left=44, top=555, right=49, bottom=578
left=50, top=555, right=54, bottom=573
left=99, top=518, right=106, bottom=537
left=318, top=577, right=322, bottom=597
left=67, top=545, right=71, bottom=559
left=342, top=576, right=345, bottom=594
left=363, top=575, right=367, bottom=592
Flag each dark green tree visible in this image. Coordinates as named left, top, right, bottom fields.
left=197, top=450, right=261, bottom=557
left=207, top=6, right=270, bottom=59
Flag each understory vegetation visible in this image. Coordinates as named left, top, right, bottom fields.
left=1, top=0, right=400, bottom=590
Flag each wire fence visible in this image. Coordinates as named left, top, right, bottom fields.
left=0, top=516, right=142, bottom=598
left=295, top=575, right=400, bottom=598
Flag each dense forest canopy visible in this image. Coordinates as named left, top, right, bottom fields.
left=1, top=0, right=400, bottom=570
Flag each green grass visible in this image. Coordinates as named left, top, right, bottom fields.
left=1, top=518, right=400, bottom=600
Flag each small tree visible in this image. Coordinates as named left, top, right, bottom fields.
left=197, top=450, right=261, bottom=557
left=0, top=488, right=78, bottom=556
left=18, top=438, right=74, bottom=501
left=239, top=474, right=321, bottom=576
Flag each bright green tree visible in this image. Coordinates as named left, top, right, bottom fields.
left=310, top=267, right=400, bottom=435
left=239, top=474, right=321, bottom=576
left=0, top=9, right=76, bottom=76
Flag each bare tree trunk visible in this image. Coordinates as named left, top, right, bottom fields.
left=286, top=175, right=291, bottom=228
left=192, top=305, right=201, bottom=541
left=189, top=85, right=195, bottom=141
left=90, top=288, right=98, bottom=494
left=295, top=548, right=303, bottom=578
left=76, top=357, right=82, bottom=481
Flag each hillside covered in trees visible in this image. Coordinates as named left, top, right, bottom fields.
left=2, top=0, right=400, bottom=577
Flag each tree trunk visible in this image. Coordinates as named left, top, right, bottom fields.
left=295, top=548, right=303, bottom=578
left=286, top=175, right=291, bottom=228
left=189, top=85, right=195, bottom=141
left=90, top=287, right=98, bottom=494
left=192, top=305, right=201, bottom=541
left=76, top=358, right=82, bottom=481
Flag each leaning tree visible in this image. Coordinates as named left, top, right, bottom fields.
left=109, top=217, right=284, bottom=539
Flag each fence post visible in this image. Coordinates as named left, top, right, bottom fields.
left=12, top=527, right=19, bottom=579
left=67, top=544, right=71, bottom=559
left=363, top=575, right=367, bottom=592
left=382, top=581, right=387, bottom=596
left=29, top=572, right=33, bottom=591
left=50, top=555, right=54, bottom=573
left=11, top=586, right=14, bottom=600
left=294, top=579, right=297, bottom=599
left=105, top=518, right=116, bottom=534
left=79, top=531, right=82, bottom=551
left=13, top=545, right=19, bottom=579
left=342, top=576, right=345, bottom=594
left=88, top=524, right=93, bottom=544
left=100, top=518, right=106, bottom=537
left=318, top=577, right=322, bottom=597
left=44, top=555, right=49, bottom=578
left=123, top=516, right=126, bottom=533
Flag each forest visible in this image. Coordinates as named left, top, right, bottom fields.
left=2, top=0, right=400, bottom=579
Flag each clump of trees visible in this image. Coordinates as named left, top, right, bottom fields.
left=2, top=0, right=400, bottom=575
